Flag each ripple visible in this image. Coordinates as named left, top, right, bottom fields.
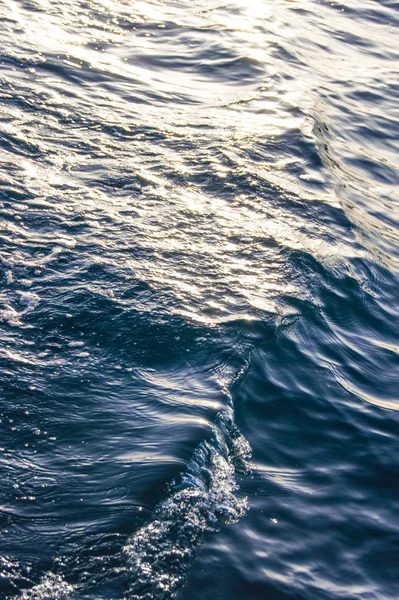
left=1, top=0, right=398, bottom=599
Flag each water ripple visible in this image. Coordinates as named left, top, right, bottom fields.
left=1, top=1, right=398, bottom=599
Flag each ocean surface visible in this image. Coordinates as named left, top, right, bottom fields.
left=0, top=1, right=398, bottom=599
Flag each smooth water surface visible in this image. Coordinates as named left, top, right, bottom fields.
left=0, top=1, right=398, bottom=599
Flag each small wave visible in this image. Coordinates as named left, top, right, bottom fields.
left=10, top=408, right=251, bottom=600
left=18, top=292, right=40, bottom=312
left=1, top=559, right=74, bottom=600
left=0, top=305, right=22, bottom=326
left=18, top=574, right=74, bottom=600
left=123, top=410, right=251, bottom=600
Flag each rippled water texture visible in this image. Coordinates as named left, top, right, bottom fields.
left=0, top=1, right=398, bottom=599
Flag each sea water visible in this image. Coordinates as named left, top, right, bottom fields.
left=0, top=1, right=398, bottom=599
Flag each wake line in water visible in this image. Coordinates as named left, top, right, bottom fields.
left=124, top=408, right=251, bottom=600
left=17, top=403, right=251, bottom=600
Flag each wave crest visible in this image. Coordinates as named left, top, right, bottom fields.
left=123, top=413, right=251, bottom=600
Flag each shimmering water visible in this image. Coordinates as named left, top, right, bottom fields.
left=0, top=1, right=398, bottom=599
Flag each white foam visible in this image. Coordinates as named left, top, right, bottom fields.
left=18, top=292, right=40, bottom=312
left=56, top=238, right=77, bottom=249
left=10, top=413, right=251, bottom=600
left=19, top=574, right=74, bottom=600
left=123, top=414, right=251, bottom=600
left=19, top=279, right=33, bottom=287
left=0, top=306, right=22, bottom=326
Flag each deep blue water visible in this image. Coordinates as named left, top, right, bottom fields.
left=0, top=1, right=398, bottom=599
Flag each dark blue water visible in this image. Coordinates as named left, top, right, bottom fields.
left=0, top=1, right=398, bottom=599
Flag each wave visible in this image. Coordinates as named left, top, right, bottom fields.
left=13, top=403, right=251, bottom=600
left=123, top=408, right=251, bottom=600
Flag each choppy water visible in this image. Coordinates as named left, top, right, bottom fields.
left=0, top=1, right=398, bottom=599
